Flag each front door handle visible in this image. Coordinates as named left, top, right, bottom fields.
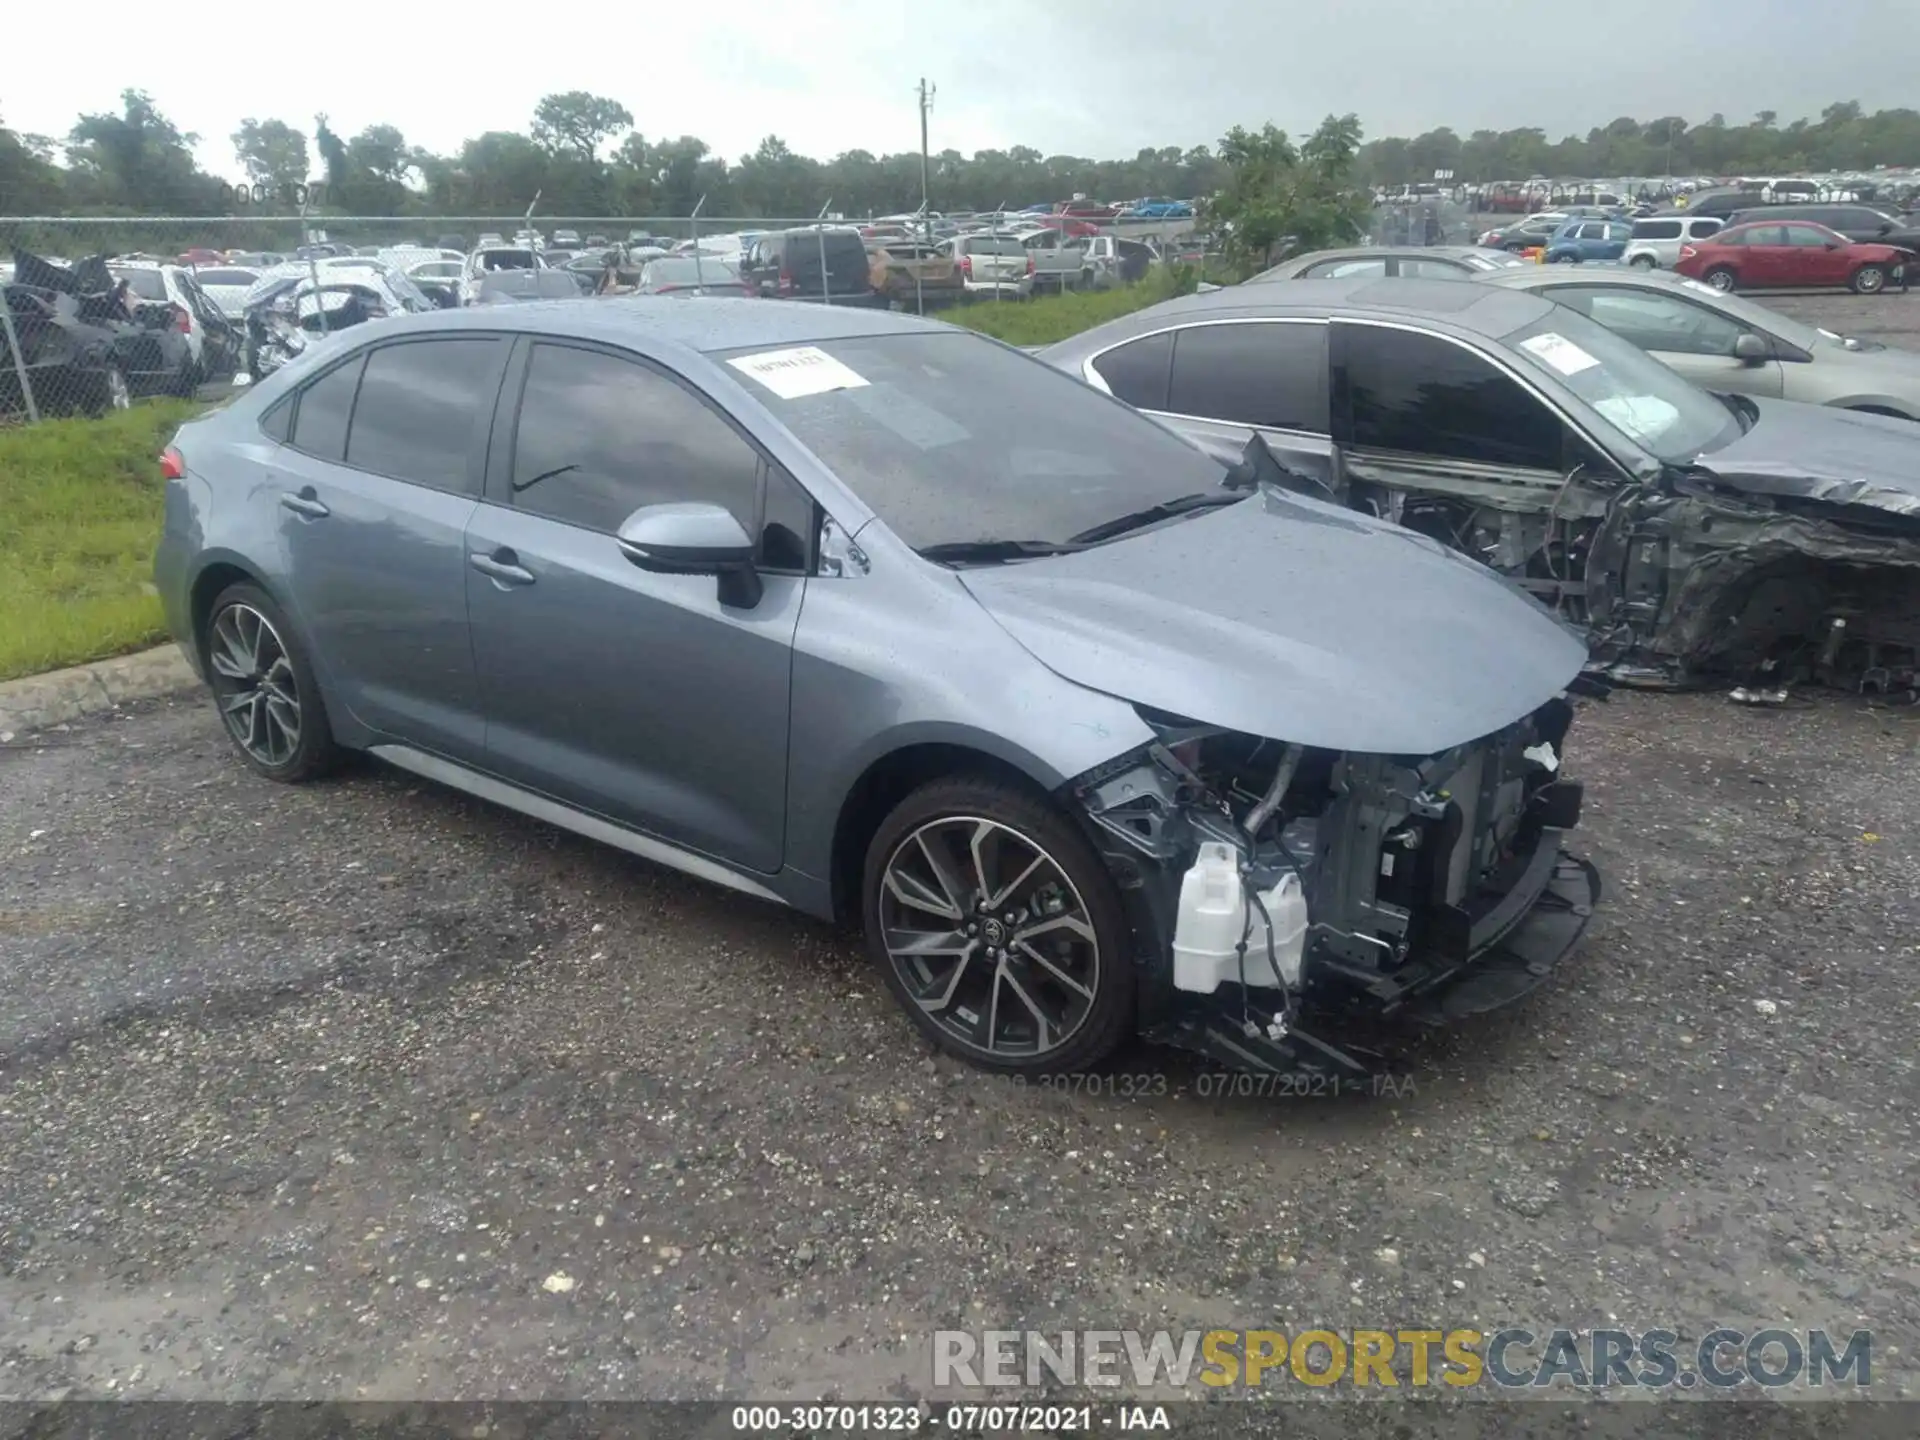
left=279, top=488, right=329, bottom=519
left=470, top=550, right=536, bottom=587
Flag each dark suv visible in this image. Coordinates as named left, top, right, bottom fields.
left=739, top=228, right=886, bottom=306
left=1723, top=203, right=1920, bottom=252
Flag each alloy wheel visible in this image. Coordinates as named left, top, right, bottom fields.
left=1706, top=269, right=1735, bottom=292
left=877, top=816, right=1100, bottom=1060
left=208, top=603, right=302, bottom=767
left=1855, top=266, right=1886, bottom=294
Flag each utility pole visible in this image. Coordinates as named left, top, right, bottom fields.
left=916, top=77, right=936, bottom=316
left=917, top=77, right=936, bottom=231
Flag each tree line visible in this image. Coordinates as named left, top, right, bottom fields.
left=2, top=91, right=1916, bottom=222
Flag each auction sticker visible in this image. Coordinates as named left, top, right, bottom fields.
left=727, top=346, right=870, bottom=399
left=1518, top=331, right=1600, bottom=376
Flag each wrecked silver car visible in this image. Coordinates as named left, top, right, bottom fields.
left=1039, top=278, right=1920, bottom=693
left=157, top=301, right=1596, bottom=1078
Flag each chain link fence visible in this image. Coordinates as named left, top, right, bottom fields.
left=1, top=209, right=1209, bottom=423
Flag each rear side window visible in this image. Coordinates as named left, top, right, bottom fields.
left=289, top=355, right=364, bottom=461
left=114, top=269, right=169, bottom=301
left=1167, top=322, right=1329, bottom=433
left=1090, top=330, right=1174, bottom=410
left=1632, top=220, right=1682, bottom=240
left=194, top=268, right=259, bottom=285
left=343, top=338, right=504, bottom=494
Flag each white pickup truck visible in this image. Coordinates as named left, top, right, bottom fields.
left=1015, top=227, right=1093, bottom=291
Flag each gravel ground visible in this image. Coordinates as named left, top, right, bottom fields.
left=1, top=681, right=1917, bottom=1414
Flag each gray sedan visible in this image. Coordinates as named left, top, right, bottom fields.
left=152, top=300, right=1597, bottom=1078
left=1248, top=245, right=1529, bottom=283
left=1476, top=266, right=1920, bottom=419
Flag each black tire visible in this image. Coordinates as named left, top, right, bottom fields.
left=1703, top=266, right=1737, bottom=293
left=861, top=775, right=1135, bottom=1073
left=1629, top=254, right=1657, bottom=269
left=1850, top=264, right=1887, bottom=295
left=202, top=581, right=342, bottom=783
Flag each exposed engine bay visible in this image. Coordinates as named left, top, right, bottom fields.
left=1069, top=699, right=1598, bottom=1076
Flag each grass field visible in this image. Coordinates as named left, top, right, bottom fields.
left=0, top=271, right=1205, bottom=681
left=0, top=401, right=198, bottom=682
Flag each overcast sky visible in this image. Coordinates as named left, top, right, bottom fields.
left=9, top=0, right=1914, bottom=182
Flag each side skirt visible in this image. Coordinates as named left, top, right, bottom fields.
left=367, top=743, right=788, bottom=906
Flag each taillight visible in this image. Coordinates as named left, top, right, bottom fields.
left=1679, top=245, right=1698, bottom=260
left=160, top=446, right=185, bottom=480
left=1026, top=255, right=1036, bottom=276
left=172, top=304, right=192, bottom=333
left=777, top=266, right=794, bottom=295
left=958, top=254, right=972, bottom=277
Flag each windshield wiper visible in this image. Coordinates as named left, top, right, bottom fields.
left=1065, top=490, right=1247, bottom=546
left=917, top=538, right=1088, bottom=566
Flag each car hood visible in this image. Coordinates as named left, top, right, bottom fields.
left=1692, top=398, right=1920, bottom=518
left=957, top=489, right=1588, bottom=755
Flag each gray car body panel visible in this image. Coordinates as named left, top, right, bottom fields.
left=1477, top=267, right=1920, bottom=420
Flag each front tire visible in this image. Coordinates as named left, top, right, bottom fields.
left=862, top=776, right=1135, bottom=1073
left=1851, top=264, right=1887, bottom=295
left=203, top=582, right=341, bottom=783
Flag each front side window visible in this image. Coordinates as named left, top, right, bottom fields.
left=1340, top=324, right=1564, bottom=469
left=344, top=339, right=504, bottom=494
left=1166, top=322, right=1329, bottom=433
left=1544, top=286, right=1748, bottom=359
left=509, top=343, right=764, bottom=538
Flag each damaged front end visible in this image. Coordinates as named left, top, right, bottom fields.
left=1067, top=700, right=1598, bottom=1077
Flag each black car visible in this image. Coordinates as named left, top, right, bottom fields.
left=4, top=251, right=195, bottom=414
left=738, top=228, right=886, bottom=306
left=1722, top=203, right=1920, bottom=254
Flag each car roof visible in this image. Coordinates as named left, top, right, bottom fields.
left=1474, top=267, right=1708, bottom=296
left=1042, top=276, right=1554, bottom=353
left=315, top=294, right=946, bottom=355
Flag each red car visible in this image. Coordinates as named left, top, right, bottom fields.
left=1673, top=219, right=1907, bottom=295
left=1055, top=201, right=1118, bottom=221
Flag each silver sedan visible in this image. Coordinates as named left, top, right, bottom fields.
left=1477, top=266, right=1920, bottom=420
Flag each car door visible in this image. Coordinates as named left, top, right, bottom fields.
left=1783, top=224, right=1852, bottom=286
left=1541, top=284, right=1783, bottom=399
left=1738, top=225, right=1792, bottom=286
left=265, top=335, right=509, bottom=760
left=463, top=337, right=812, bottom=874
left=1331, top=320, right=1604, bottom=525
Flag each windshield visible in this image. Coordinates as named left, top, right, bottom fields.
left=715, top=331, right=1228, bottom=552
left=646, top=258, right=742, bottom=286
left=1500, top=306, right=1742, bottom=464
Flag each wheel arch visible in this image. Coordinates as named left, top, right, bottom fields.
left=827, top=736, right=1067, bottom=927
left=188, top=553, right=276, bottom=669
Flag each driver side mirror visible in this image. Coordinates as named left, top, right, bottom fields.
left=1732, top=332, right=1769, bottom=365
left=616, top=502, right=763, bottom=609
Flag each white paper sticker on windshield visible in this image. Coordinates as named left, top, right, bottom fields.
left=1518, top=331, right=1600, bottom=377
left=727, top=345, right=870, bottom=399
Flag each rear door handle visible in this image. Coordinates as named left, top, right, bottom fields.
left=470, top=550, right=535, bottom=587
left=279, top=488, right=329, bottom=519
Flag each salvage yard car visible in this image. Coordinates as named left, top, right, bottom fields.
left=153, top=301, right=1598, bottom=1077
left=1673, top=220, right=1908, bottom=294
left=1040, top=278, right=1920, bottom=692
left=1475, top=267, right=1920, bottom=419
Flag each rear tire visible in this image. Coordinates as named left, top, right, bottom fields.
left=861, top=776, right=1136, bottom=1074
left=1629, top=254, right=1657, bottom=269
left=1851, top=264, right=1887, bottom=295
left=202, top=582, right=342, bottom=783
left=1703, top=266, right=1737, bottom=293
